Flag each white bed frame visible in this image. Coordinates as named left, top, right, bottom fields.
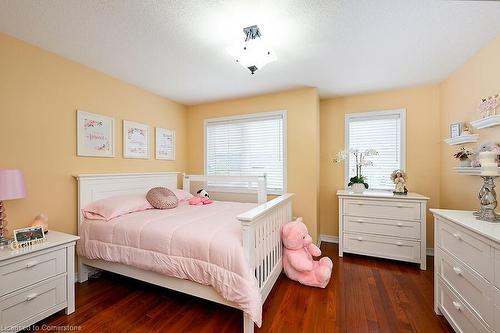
left=75, top=172, right=293, bottom=333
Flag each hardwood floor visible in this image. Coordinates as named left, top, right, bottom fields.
left=27, top=243, right=453, bottom=332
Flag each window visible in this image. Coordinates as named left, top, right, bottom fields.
left=345, top=109, right=406, bottom=190
left=204, top=111, right=286, bottom=194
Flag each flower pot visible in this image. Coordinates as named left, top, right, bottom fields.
left=350, top=183, right=365, bottom=193
left=459, top=159, right=471, bottom=167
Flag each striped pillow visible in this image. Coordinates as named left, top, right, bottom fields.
left=146, top=187, right=178, bottom=209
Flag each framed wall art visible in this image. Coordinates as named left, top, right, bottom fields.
left=155, top=128, right=176, bottom=160
left=77, top=110, right=115, bottom=157
left=123, top=120, right=150, bottom=159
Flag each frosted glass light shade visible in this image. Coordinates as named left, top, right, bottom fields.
left=227, top=38, right=277, bottom=72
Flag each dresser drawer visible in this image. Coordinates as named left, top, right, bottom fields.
left=437, top=248, right=491, bottom=325
left=494, top=248, right=500, bottom=290
left=437, top=219, right=492, bottom=280
left=343, top=233, right=420, bottom=262
left=438, top=278, right=489, bottom=333
left=343, top=199, right=421, bottom=221
left=0, top=274, right=66, bottom=329
left=0, top=248, right=66, bottom=296
left=493, top=287, right=500, bottom=333
left=344, top=216, right=420, bottom=239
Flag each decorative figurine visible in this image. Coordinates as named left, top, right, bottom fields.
left=31, top=213, right=49, bottom=233
left=391, top=169, right=408, bottom=195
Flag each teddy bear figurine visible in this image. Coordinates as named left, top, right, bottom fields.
left=281, top=217, right=333, bottom=288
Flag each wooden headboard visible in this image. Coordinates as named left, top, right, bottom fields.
left=75, top=172, right=179, bottom=232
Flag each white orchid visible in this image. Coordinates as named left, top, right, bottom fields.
left=332, top=148, right=379, bottom=188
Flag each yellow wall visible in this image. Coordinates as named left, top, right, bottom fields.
left=440, top=35, right=500, bottom=211
left=319, top=85, right=442, bottom=244
left=0, top=33, right=187, bottom=235
left=186, top=88, right=321, bottom=241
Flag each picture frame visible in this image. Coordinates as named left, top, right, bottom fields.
left=449, top=122, right=462, bottom=138
left=155, top=128, right=176, bottom=160
left=77, top=110, right=115, bottom=157
left=123, top=120, right=150, bottom=159
left=13, top=226, right=45, bottom=245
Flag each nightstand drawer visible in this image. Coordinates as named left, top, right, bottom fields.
left=0, top=248, right=66, bottom=296
left=343, top=199, right=421, bottom=221
left=0, top=274, right=66, bottom=330
left=344, top=216, right=420, bottom=239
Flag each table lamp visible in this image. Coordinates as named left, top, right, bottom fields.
left=0, top=170, right=26, bottom=245
left=475, top=152, right=499, bottom=222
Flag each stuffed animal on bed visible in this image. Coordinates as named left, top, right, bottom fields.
left=281, top=217, right=333, bottom=288
left=188, top=189, right=214, bottom=205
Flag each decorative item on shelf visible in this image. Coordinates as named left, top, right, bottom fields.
left=474, top=152, right=499, bottom=222
left=334, top=148, right=379, bottom=193
left=453, top=146, right=474, bottom=167
left=461, top=123, right=472, bottom=135
left=10, top=225, right=47, bottom=249
left=31, top=213, right=48, bottom=233
left=0, top=169, right=26, bottom=246
left=449, top=122, right=463, bottom=138
left=390, top=169, right=408, bottom=195
left=478, top=94, right=498, bottom=118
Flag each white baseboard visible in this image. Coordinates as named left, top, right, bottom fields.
left=319, top=234, right=339, bottom=246
left=319, top=234, right=435, bottom=257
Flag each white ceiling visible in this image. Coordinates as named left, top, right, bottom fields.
left=1, top=0, right=500, bottom=105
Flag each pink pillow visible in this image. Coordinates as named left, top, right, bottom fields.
left=146, top=187, right=178, bottom=209
left=82, top=194, right=153, bottom=221
left=169, top=188, right=193, bottom=202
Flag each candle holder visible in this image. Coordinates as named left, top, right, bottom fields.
left=475, top=176, right=499, bottom=222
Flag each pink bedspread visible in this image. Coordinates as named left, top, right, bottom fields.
left=77, top=201, right=262, bottom=325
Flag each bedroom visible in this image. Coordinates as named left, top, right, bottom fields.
left=0, top=0, right=499, bottom=332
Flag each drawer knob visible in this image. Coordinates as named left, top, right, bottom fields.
left=25, top=261, right=38, bottom=268
left=357, top=237, right=363, bottom=241
left=397, top=204, right=404, bottom=208
left=453, top=233, right=462, bottom=241
left=25, top=293, right=38, bottom=302
left=356, top=219, right=364, bottom=223
left=452, top=301, right=461, bottom=311
left=397, top=223, right=403, bottom=227
left=453, top=266, right=463, bottom=276
left=396, top=242, right=403, bottom=246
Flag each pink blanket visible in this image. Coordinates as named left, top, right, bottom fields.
left=77, top=201, right=262, bottom=325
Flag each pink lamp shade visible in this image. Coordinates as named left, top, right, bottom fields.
left=0, top=169, right=26, bottom=201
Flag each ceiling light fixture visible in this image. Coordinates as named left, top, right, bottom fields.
left=227, top=25, right=277, bottom=74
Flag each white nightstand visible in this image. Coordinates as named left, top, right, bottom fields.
left=0, top=231, right=79, bottom=332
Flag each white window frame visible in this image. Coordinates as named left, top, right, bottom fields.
left=344, top=108, right=407, bottom=190
left=204, top=110, right=288, bottom=195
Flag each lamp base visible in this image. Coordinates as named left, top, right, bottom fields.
left=0, top=238, right=11, bottom=247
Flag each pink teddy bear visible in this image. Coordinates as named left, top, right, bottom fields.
left=281, top=218, right=333, bottom=288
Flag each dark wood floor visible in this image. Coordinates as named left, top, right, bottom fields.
left=27, top=243, right=453, bottom=332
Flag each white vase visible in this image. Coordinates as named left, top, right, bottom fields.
left=459, top=159, right=471, bottom=167
left=350, top=183, right=365, bottom=193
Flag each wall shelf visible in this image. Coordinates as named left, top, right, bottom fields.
left=445, top=134, right=479, bottom=145
left=470, top=115, right=500, bottom=129
left=454, top=166, right=500, bottom=176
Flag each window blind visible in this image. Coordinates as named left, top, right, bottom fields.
left=205, top=112, right=285, bottom=193
left=347, top=112, right=404, bottom=190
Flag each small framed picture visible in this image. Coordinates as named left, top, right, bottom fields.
left=155, top=128, right=176, bottom=160
left=13, top=226, right=45, bottom=245
left=449, top=122, right=462, bottom=138
left=123, top=120, right=150, bottom=159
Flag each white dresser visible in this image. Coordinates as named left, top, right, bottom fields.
left=0, top=231, right=79, bottom=332
left=432, top=209, right=500, bottom=333
left=338, top=190, right=429, bottom=270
